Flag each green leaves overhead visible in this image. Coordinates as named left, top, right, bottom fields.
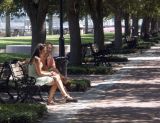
left=0, top=0, right=24, bottom=16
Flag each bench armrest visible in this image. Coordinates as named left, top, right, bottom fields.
left=22, top=76, right=36, bottom=86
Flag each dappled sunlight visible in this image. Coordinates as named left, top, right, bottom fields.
left=123, top=66, right=160, bottom=68
left=113, top=58, right=160, bottom=83
left=104, top=83, right=160, bottom=103
left=70, top=82, right=160, bottom=122
left=150, top=46, right=160, bottom=49
left=67, top=46, right=160, bottom=122
left=128, top=57, right=160, bottom=60
left=42, top=43, right=160, bottom=123
left=73, top=107, right=160, bottom=123
left=46, top=82, right=160, bottom=123
left=119, top=67, right=160, bottom=82
left=80, top=83, right=160, bottom=108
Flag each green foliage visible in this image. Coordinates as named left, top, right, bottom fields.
left=0, top=103, right=47, bottom=123
left=136, top=38, right=158, bottom=49
left=147, top=38, right=160, bottom=44
left=137, top=42, right=152, bottom=49
left=110, top=48, right=137, bottom=54
left=0, top=0, right=23, bottom=15
left=107, top=56, right=128, bottom=62
left=139, top=0, right=160, bottom=17
left=68, top=65, right=113, bottom=75
left=0, top=0, right=14, bottom=13
left=67, top=79, right=91, bottom=92
left=0, top=36, right=31, bottom=48
left=0, top=53, right=30, bottom=63
left=83, top=54, right=128, bottom=62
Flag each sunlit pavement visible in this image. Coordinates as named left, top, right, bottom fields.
left=41, top=43, right=160, bottom=123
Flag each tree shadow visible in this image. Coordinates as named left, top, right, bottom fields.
left=120, top=67, right=160, bottom=81
left=73, top=107, right=160, bottom=123
left=72, top=82, right=160, bottom=122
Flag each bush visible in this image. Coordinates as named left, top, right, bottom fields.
left=144, top=37, right=159, bottom=43
left=0, top=103, right=47, bottom=123
left=66, top=79, right=91, bottom=92
left=107, top=56, right=128, bottom=62
left=109, top=48, right=137, bottom=54
left=0, top=53, right=29, bottom=63
left=137, top=42, right=153, bottom=49
left=67, top=65, right=113, bottom=75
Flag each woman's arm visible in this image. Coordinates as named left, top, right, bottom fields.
left=47, top=56, right=60, bottom=73
left=47, top=56, right=56, bottom=68
left=34, top=57, right=52, bottom=76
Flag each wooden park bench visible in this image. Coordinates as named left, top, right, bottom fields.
left=0, top=57, right=70, bottom=103
left=8, top=60, right=47, bottom=103
left=6, top=57, right=68, bottom=103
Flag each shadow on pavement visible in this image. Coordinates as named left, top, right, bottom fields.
left=71, top=83, right=160, bottom=123
left=73, top=107, right=160, bottom=123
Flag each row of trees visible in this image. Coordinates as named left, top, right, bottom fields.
left=0, top=0, right=160, bottom=65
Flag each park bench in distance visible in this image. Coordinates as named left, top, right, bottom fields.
left=81, top=43, right=111, bottom=66
left=123, top=35, right=138, bottom=49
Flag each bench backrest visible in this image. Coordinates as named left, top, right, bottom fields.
left=0, top=62, right=11, bottom=80
left=9, top=60, right=36, bottom=85
left=9, top=62, right=25, bottom=81
left=81, top=43, right=98, bottom=56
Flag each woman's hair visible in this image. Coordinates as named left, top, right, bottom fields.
left=29, top=43, right=46, bottom=63
left=46, top=42, right=53, bottom=49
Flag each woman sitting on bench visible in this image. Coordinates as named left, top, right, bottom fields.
left=45, top=42, right=67, bottom=84
left=28, top=43, right=77, bottom=105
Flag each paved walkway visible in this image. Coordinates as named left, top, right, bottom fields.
left=41, top=44, right=160, bottom=123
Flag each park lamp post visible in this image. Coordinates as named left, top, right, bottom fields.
left=57, top=0, right=67, bottom=76
left=59, top=0, right=65, bottom=57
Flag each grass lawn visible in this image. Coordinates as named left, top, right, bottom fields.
left=0, top=33, right=114, bottom=48
left=0, top=33, right=114, bottom=63
left=0, top=53, right=30, bottom=63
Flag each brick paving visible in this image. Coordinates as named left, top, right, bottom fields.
left=40, top=43, right=160, bottom=123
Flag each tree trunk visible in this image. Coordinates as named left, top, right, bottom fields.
left=114, top=11, right=122, bottom=49
left=92, top=17, right=104, bottom=50
left=141, top=18, right=145, bottom=37
left=157, top=19, right=160, bottom=31
left=67, top=0, right=81, bottom=65
left=23, top=0, right=48, bottom=54
left=151, top=18, right=158, bottom=33
left=85, top=15, right=88, bottom=34
left=155, top=20, right=159, bottom=32
left=87, top=0, right=104, bottom=50
left=141, top=17, right=150, bottom=39
left=48, top=13, right=53, bottom=35
left=132, top=15, right=139, bottom=36
left=124, top=13, right=130, bottom=36
left=5, top=13, right=11, bottom=37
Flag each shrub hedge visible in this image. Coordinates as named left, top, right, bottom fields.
left=0, top=53, right=29, bottom=63
left=0, top=103, right=47, bottom=123
left=67, top=65, right=113, bottom=75
left=66, top=79, right=91, bottom=92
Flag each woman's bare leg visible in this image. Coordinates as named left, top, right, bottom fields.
left=48, top=76, right=77, bottom=104
left=55, top=77, right=77, bottom=102
left=48, top=83, right=57, bottom=103
left=54, top=75, right=70, bottom=97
